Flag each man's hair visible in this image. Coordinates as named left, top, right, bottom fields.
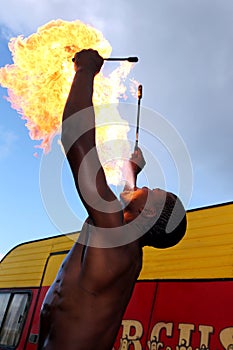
left=141, top=192, right=187, bottom=248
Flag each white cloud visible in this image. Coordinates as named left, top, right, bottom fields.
left=0, top=0, right=129, bottom=36
left=0, top=0, right=98, bottom=35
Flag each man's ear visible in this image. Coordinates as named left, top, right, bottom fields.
left=139, top=206, right=157, bottom=218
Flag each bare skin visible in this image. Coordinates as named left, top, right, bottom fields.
left=37, top=49, right=167, bottom=350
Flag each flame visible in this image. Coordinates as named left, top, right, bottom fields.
left=129, top=78, right=141, bottom=99
left=0, top=19, right=136, bottom=185
left=95, top=104, right=130, bottom=185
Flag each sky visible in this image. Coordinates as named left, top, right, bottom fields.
left=0, top=0, right=233, bottom=258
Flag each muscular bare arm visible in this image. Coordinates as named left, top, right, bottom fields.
left=61, top=50, right=123, bottom=228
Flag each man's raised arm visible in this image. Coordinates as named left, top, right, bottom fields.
left=61, top=49, right=123, bottom=228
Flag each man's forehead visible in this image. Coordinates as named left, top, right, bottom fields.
left=151, top=188, right=167, bottom=202
left=152, top=188, right=167, bottom=195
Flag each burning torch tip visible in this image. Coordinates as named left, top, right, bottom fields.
left=138, top=85, right=143, bottom=99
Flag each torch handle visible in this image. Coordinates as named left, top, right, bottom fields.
left=104, top=57, right=138, bottom=62
left=72, top=56, right=138, bottom=63
left=135, top=85, right=143, bottom=151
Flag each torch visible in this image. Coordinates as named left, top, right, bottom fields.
left=72, top=56, right=138, bottom=62
left=135, top=84, right=143, bottom=151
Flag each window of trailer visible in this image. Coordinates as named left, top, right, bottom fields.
left=0, top=292, right=31, bottom=347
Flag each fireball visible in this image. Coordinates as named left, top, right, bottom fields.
left=0, top=19, right=137, bottom=185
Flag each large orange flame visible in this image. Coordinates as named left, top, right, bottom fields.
left=0, top=19, right=136, bottom=185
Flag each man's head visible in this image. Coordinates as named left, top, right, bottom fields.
left=120, top=187, right=187, bottom=248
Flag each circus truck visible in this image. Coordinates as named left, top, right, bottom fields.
left=0, top=202, right=232, bottom=350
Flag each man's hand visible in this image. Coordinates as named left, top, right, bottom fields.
left=122, top=147, right=146, bottom=189
left=129, top=147, right=146, bottom=176
left=73, top=49, right=104, bottom=75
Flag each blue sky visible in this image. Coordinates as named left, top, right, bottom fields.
left=0, top=0, right=233, bottom=258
